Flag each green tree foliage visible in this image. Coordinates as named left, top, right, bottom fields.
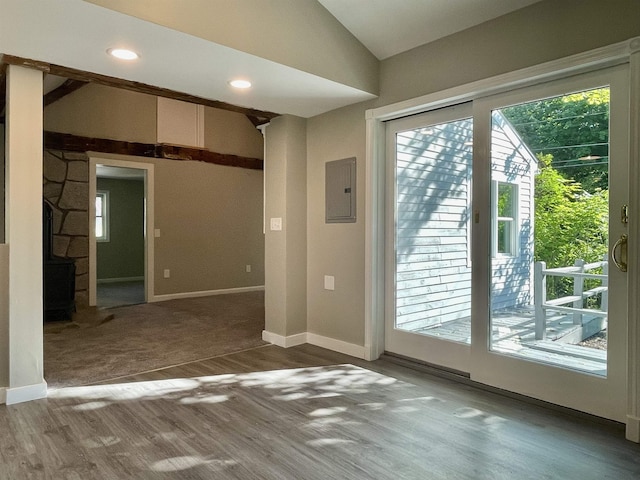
left=534, top=154, right=608, bottom=299
left=502, top=88, right=609, bottom=192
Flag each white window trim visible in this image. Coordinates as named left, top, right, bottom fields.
left=491, top=179, right=519, bottom=258
left=96, top=190, right=110, bottom=243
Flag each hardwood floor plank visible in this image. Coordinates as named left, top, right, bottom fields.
left=2, top=344, right=640, bottom=479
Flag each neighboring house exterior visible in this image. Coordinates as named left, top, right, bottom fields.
left=395, top=112, right=536, bottom=332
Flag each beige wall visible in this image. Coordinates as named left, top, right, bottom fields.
left=44, top=83, right=157, bottom=143
left=85, top=0, right=379, bottom=95
left=378, top=0, right=640, bottom=106
left=204, top=107, right=264, bottom=159
left=304, top=0, right=640, bottom=348
left=152, top=158, right=264, bottom=295
left=44, top=83, right=265, bottom=297
left=0, top=245, right=8, bottom=392
left=264, top=115, right=307, bottom=337
left=306, top=106, right=366, bottom=345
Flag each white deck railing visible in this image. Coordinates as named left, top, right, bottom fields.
left=533, top=257, right=608, bottom=340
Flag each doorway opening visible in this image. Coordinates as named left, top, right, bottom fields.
left=88, top=158, right=155, bottom=308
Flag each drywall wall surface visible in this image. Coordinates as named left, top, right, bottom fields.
left=264, top=118, right=287, bottom=337
left=304, top=0, right=640, bottom=350
left=5, top=65, right=44, bottom=391
left=204, top=107, right=264, bottom=160
left=44, top=83, right=157, bottom=143
left=306, top=105, right=365, bottom=346
left=0, top=245, right=9, bottom=391
left=44, top=83, right=264, bottom=161
left=0, top=125, right=5, bottom=243
left=96, top=177, right=145, bottom=280
left=379, top=0, right=640, bottom=106
left=264, top=115, right=308, bottom=337
left=284, top=116, right=308, bottom=337
left=84, top=0, right=379, bottom=95
left=152, top=160, right=264, bottom=295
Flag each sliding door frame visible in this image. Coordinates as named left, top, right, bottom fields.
left=364, top=37, right=640, bottom=439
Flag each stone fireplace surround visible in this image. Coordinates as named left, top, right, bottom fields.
left=43, top=150, right=89, bottom=310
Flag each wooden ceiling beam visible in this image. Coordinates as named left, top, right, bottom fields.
left=44, top=131, right=264, bottom=170
left=44, top=79, right=89, bottom=106
left=1, top=54, right=280, bottom=120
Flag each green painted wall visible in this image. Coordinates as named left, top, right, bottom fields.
left=96, top=177, right=144, bottom=280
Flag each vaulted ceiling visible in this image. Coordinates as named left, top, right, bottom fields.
left=1, top=0, right=544, bottom=120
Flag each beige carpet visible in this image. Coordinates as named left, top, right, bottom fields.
left=44, top=291, right=266, bottom=389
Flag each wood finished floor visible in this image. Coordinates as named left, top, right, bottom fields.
left=2, top=344, right=639, bottom=479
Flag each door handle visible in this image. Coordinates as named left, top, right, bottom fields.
left=611, top=234, right=628, bottom=272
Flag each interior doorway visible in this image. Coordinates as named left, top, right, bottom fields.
left=88, top=157, right=155, bottom=308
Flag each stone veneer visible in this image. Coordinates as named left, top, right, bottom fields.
left=43, top=150, right=90, bottom=309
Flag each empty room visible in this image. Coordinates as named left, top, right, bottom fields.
left=2, top=0, right=640, bottom=478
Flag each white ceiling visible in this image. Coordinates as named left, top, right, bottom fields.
left=318, top=0, right=544, bottom=60
left=3, top=0, right=543, bottom=118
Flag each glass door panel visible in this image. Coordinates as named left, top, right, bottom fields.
left=386, top=104, right=473, bottom=372
left=472, top=65, right=628, bottom=422
left=490, top=87, right=610, bottom=376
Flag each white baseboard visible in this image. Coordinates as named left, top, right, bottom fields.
left=261, top=330, right=366, bottom=360
left=306, top=333, right=366, bottom=359
left=97, top=276, right=144, bottom=284
left=152, top=285, right=265, bottom=302
left=626, top=415, right=640, bottom=443
left=5, top=381, right=48, bottom=405
left=0, top=387, right=6, bottom=405
left=262, top=330, right=307, bottom=348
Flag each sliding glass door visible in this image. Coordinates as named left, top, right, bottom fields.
left=386, top=65, right=629, bottom=420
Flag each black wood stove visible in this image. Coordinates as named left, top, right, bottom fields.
left=43, top=201, right=76, bottom=321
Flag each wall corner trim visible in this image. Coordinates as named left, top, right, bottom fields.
left=626, top=415, right=640, bottom=443
left=261, top=331, right=367, bottom=359
left=262, top=331, right=307, bottom=348
left=5, top=381, right=48, bottom=405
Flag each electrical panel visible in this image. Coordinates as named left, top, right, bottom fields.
left=325, top=157, right=356, bottom=223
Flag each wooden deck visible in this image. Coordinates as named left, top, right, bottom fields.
left=412, top=306, right=607, bottom=375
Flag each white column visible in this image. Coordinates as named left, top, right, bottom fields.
left=4, top=65, right=47, bottom=404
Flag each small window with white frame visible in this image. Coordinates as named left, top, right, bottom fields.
left=493, top=181, right=518, bottom=257
left=95, top=190, right=110, bottom=242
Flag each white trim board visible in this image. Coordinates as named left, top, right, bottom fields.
left=153, top=285, right=265, bottom=302
left=261, top=330, right=367, bottom=359
left=5, top=381, right=47, bottom=405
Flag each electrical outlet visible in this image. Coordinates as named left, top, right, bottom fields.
left=270, top=217, right=282, bottom=231
left=246, top=265, right=252, bottom=273
left=163, top=269, right=170, bottom=278
left=324, top=275, right=335, bottom=291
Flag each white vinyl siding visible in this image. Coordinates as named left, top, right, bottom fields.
left=395, top=118, right=473, bottom=331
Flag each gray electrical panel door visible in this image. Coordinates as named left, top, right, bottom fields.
left=326, top=157, right=356, bottom=223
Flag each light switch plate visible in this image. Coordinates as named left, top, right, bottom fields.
left=270, top=217, right=282, bottom=231
left=154, top=229, right=161, bottom=237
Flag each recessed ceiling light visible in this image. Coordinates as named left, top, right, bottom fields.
left=107, top=48, right=139, bottom=61
left=229, top=79, right=252, bottom=89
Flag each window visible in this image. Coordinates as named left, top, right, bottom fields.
left=494, top=181, right=518, bottom=256
left=95, top=191, right=109, bottom=242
